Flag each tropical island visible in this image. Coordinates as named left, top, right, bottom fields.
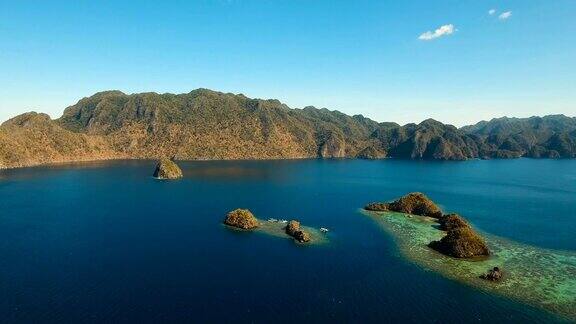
left=366, top=192, right=490, bottom=258
left=362, top=193, right=576, bottom=320
left=0, top=89, right=575, bottom=169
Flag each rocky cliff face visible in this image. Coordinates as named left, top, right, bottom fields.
left=0, top=89, right=574, bottom=169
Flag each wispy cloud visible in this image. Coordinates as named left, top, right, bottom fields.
left=488, top=9, right=496, bottom=15
left=499, top=11, right=512, bottom=20
left=418, top=24, right=456, bottom=41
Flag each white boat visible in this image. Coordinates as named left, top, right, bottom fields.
left=320, top=227, right=329, bottom=233
left=279, top=219, right=288, bottom=224
left=268, top=218, right=278, bottom=222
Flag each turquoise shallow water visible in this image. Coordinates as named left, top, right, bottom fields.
left=0, top=159, right=575, bottom=323
left=363, top=210, right=576, bottom=320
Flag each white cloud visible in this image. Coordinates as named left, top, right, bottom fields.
left=499, top=11, right=512, bottom=20
left=418, top=24, right=456, bottom=41
left=488, top=9, right=496, bottom=15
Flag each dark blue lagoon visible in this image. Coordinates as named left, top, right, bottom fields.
left=0, top=159, right=575, bottom=323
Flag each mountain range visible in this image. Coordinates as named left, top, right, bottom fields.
left=1, top=89, right=575, bottom=169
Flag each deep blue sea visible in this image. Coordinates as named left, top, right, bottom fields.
left=0, top=159, right=575, bottom=323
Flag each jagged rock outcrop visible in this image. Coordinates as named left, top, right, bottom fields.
left=153, top=158, right=183, bottom=179
left=480, top=267, right=503, bottom=281
left=365, top=192, right=442, bottom=218
left=223, top=209, right=259, bottom=230
left=428, top=226, right=490, bottom=258
left=285, top=220, right=311, bottom=243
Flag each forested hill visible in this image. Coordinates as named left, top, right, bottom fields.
left=0, top=89, right=574, bottom=168
left=461, top=115, right=576, bottom=158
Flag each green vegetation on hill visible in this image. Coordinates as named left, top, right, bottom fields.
left=56, top=89, right=378, bottom=161
left=0, top=89, right=574, bottom=168
left=0, top=112, right=118, bottom=169
left=462, top=115, right=576, bottom=158
left=368, top=119, right=481, bottom=160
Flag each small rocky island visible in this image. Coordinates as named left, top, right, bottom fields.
left=365, top=192, right=442, bottom=218
left=223, top=209, right=260, bottom=230
left=153, top=158, right=183, bottom=179
left=365, top=193, right=490, bottom=258
left=480, top=267, right=503, bottom=282
left=285, top=220, right=311, bottom=243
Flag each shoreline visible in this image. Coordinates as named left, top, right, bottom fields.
left=2, top=155, right=574, bottom=172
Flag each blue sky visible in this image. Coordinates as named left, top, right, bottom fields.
left=0, top=0, right=574, bottom=126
